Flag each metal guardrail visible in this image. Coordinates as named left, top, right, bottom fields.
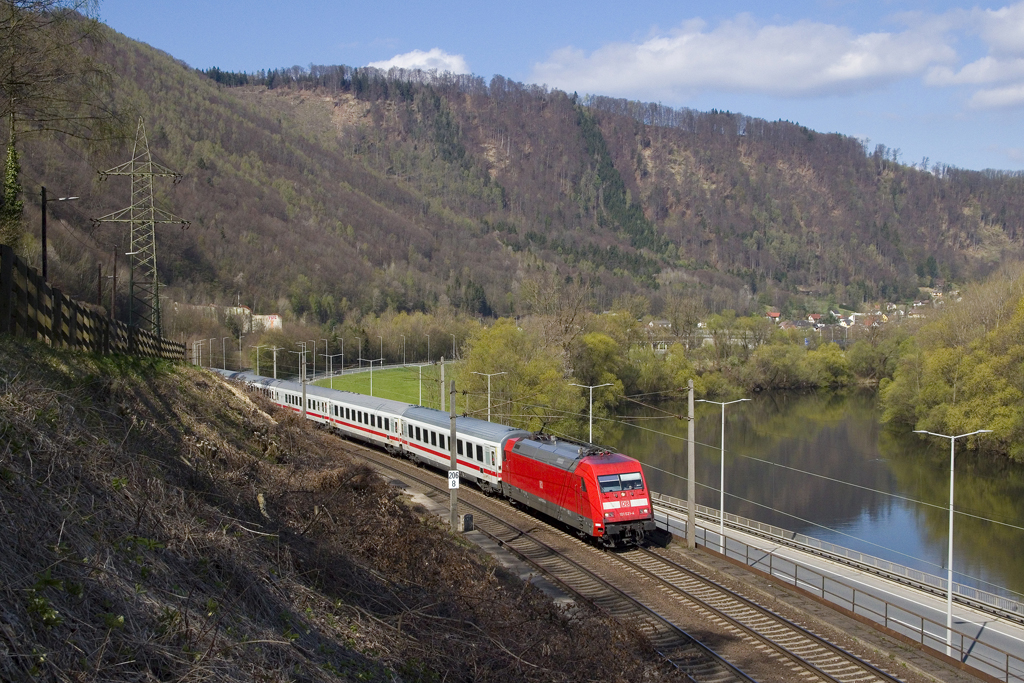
left=649, top=490, right=1024, bottom=622
left=651, top=500, right=1024, bottom=683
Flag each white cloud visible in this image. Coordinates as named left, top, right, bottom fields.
left=368, top=48, right=470, bottom=74
left=978, top=2, right=1024, bottom=57
left=531, top=14, right=955, bottom=99
left=923, top=2, right=1024, bottom=108
left=927, top=56, right=1024, bottom=85
left=969, top=82, right=1024, bottom=108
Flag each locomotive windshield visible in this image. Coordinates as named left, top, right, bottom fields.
left=597, top=472, right=644, bottom=493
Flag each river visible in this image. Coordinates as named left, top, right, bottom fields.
left=604, top=390, right=1024, bottom=600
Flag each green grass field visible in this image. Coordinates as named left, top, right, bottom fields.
left=312, top=365, right=463, bottom=409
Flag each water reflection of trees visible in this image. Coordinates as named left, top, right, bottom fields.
left=609, top=391, right=1024, bottom=597
left=612, top=392, right=894, bottom=529
left=879, top=431, right=1024, bottom=596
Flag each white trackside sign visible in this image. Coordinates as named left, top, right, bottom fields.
left=448, top=470, right=460, bottom=489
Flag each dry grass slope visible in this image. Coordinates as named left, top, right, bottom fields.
left=0, top=339, right=679, bottom=682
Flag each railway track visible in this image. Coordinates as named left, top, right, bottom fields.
left=608, top=546, right=907, bottom=683
left=358, top=448, right=751, bottom=682
left=343, top=439, right=907, bottom=683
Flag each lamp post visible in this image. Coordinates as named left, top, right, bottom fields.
left=221, top=337, right=229, bottom=370
left=251, top=345, right=266, bottom=376
left=366, top=357, right=384, bottom=397
left=378, top=335, right=383, bottom=366
left=472, top=372, right=506, bottom=422
left=208, top=338, right=215, bottom=368
left=40, top=187, right=79, bottom=280
left=401, top=335, right=406, bottom=366
left=569, top=382, right=613, bottom=443
left=913, top=428, right=992, bottom=657
left=322, top=338, right=329, bottom=374
left=698, top=398, right=751, bottom=550
left=324, top=353, right=343, bottom=389
left=308, top=340, right=317, bottom=380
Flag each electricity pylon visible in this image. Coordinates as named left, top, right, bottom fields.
left=93, top=118, right=188, bottom=337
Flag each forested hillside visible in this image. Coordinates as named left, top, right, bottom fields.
left=11, top=22, right=1024, bottom=326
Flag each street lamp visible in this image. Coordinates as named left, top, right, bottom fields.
left=698, top=398, right=751, bottom=550
left=208, top=338, right=215, bottom=368
left=472, top=371, right=506, bottom=422
left=570, top=382, right=613, bottom=443
left=308, top=340, right=317, bottom=379
left=324, top=353, right=343, bottom=389
left=913, top=428, right=992, bottom=657
left=221, top=337, right=230, bottom=370
left=40, top=187, right=79, bottom=280
left=367, top=357, right=384, bottom=397
left=378, top=335, right=383, bottom=365
left=251, top=344, right=266, bottom=376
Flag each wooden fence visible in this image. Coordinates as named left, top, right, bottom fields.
left=0, top=244, right=185, bottom=361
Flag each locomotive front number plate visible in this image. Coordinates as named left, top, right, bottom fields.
left=448, top=470, right=460, bottom=489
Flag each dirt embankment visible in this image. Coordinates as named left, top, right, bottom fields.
left=0, top=339, right=677, bottom=682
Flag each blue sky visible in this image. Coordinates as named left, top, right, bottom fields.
left=99, top=1, right=1024, bottom=171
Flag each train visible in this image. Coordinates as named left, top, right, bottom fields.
left=212, top=369, right=656, bottom=546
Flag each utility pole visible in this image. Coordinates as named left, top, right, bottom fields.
left=93, top=118, right=189, bottom=337
left=40, top=187, right=79, bottom=281
left=570, top=382, right=613, bottom=443
left=473, top=371, right=506, bottom=422
left=449, top=380, right=459, bottom=531
left=687, top=379, right=696, bottom=549
left=107, top=250, right=117, bottom=320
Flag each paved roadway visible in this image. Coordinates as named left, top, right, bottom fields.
left=657, top=508, right=1024, bottom=683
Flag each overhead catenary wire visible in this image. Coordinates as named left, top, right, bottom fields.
left=324, top=368, right=1024, bottom=532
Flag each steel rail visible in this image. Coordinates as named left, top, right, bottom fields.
left=356, top=446, right=756, bottom=683
left=614, top=546, right=907, bottom=683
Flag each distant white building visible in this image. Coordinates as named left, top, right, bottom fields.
left=252, top=314, right=282, bottom=332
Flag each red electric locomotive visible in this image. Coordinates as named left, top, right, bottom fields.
left=501, top=434, right=655, bottom=546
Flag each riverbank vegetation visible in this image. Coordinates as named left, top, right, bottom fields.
left=880, top=264, right=1024, bottom=461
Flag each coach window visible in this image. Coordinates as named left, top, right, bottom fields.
left=476, top=444, right=483, bottom=462
left=457, top=439, right=464, bottom=456
left=384, top=418, right=390, bottom=431
left=415, top=426, right=421, bottom=441
left=439, top=435, right=445, bottom=450
left=430, top=431, right=437, bottom=447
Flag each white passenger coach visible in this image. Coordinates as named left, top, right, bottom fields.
left=214, top=370, right=530, bottom=492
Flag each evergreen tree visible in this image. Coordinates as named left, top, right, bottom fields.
left=0, top=125, right=24, bottom=250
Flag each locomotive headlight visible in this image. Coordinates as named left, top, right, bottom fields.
left=604, top=512, right=613, bottom=518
